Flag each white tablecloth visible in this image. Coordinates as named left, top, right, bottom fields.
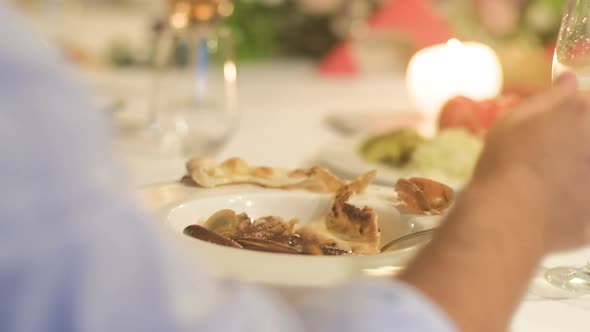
left=83, top=63, right=590, bottom=332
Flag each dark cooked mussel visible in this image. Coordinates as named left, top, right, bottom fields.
left=303, top=242, right=352, bottom=256
left=301, top=243, right=352, bottom=256
left=320, top=246, right=353, bottom=256
left=183, top=224, right=243, bottom=248
left=234, top=238, right=302, bottom=255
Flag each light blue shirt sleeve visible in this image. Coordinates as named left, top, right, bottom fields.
left=0, top=4, right=457, bottom=332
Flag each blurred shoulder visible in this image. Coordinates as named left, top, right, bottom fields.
left=0, top=3, right=63, bottom=68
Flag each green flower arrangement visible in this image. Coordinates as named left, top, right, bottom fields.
left=224, top=0, right=342, bottom=60
left=224, top=0, right=384, bottom=61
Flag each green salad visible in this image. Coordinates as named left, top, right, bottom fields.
left=361, top=128, right=425, bottom=167
left=360, top=128, right=483, bottom=180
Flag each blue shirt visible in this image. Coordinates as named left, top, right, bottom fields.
left=0, top=4, right=456, bottom=332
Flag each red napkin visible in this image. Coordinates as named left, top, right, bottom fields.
left=318, top=41, right=359, bottom=76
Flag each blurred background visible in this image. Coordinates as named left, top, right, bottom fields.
left=7, top=0, right=569, bottom=184
left=13, top=0, right=564, bottom=86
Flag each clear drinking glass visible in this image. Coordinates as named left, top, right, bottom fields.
left=545, top=0, right=590, bottom=294
left=133, top=0, right=238, bottom=158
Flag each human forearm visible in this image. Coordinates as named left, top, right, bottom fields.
left=399, top=169, right=546, bottom=332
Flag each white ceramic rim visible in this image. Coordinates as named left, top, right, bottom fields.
left=150, top=184, right=434, bottom=287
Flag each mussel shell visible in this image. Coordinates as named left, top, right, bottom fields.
left=184, top=224, right=243, bottom=248
left=301, top=243, right=324, bottom=256
left=234, top=238, right=302, bottom=255
left=302, top=244, right=353, bottom=256
left=320, top=246, right=353, bottom=256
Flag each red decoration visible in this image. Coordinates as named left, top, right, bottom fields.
left=318, top=42, right=359, bottom=76
left=319, top=0, right=455, bottom=76
left=439, top=94, right=522, bottom=136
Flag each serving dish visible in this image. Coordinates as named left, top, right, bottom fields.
left=145, top=183, right=440, bottom=287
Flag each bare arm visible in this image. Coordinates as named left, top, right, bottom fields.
left=400, top=171, right=545, bottom=332
left=401, top=74, right=590, bottom=332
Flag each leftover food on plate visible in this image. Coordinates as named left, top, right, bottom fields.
left=394, top=178, right=454, bottom=215
left=358, top=94, right=523, bottom=181
left=438, top=94, right=522, bottom=136
left=361, top=128, right=425, bottom=167
left=182, top=171, right=455, bottom=255
left=410, top=129, right=483, bottom=180
left=182, top=157, right=377, bottom=193
left=360, top=128, right=483, bottom=180
left=183, top=184, right=378, bottom=255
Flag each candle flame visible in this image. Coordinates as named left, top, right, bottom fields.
left=406, top=38, right=503, bottom=119
left=445, top=38, right=463, bottom=50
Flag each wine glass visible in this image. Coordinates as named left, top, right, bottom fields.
left=127, top=0, right=238, bottom=158
left=544, top=0, right=590, bottom=294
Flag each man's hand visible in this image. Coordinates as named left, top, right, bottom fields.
left=474, top=72, right=590, bottom=252
left=400, top=73, right=590, bottom=332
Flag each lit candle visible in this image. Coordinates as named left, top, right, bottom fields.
left=406, top=39, right=503, bottom=121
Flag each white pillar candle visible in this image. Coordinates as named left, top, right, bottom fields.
left=406, top=39, right=503, bottom=119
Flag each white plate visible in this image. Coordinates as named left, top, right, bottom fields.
left=316, top=136, right=465, bottom=189
left=155, top=184, right=436, bottom=287
left=325, top=111, right=426, bottom=135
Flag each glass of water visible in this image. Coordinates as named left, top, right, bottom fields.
left=138, top=0, right=238, bottom=158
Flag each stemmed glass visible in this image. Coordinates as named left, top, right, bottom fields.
left=127, top=0, right=238, bottom=158
left=545, top=0, right=590, bottom=294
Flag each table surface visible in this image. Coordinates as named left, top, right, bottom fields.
left=82, top=63, right=590, bottom=332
